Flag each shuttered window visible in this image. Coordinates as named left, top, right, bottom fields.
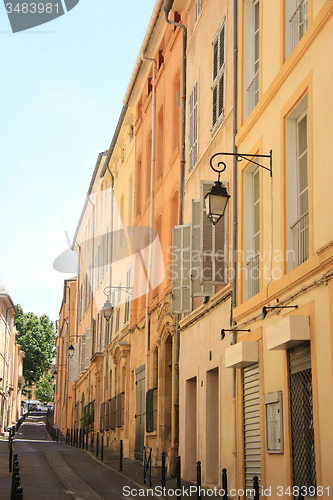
left=85, top=327, right=91, bottom=368
left=105, top=399, right=111, bottom=432
left=100, top=402, right=106, bottom=432
left=200, top=181, right=227, bottom=285
left=110, top=397, right=117, bottom=430
left=243, top=363, right=261, bottom=496
left=146, top=387, right=157, bottom=433
left=189, top=81, right=198, bottom=173
left=124, top=263, right=131, bottom=324
left=172, top=225, right=192, bottom=313
left=212, top=20, right=225, bottom=131
left=191, top=199, right=215, bottom=297
left=116, top=392, right=125, bottom=427
left=80, top=334, right=86, bottom=374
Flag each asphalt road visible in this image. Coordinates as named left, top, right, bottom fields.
left=11, top=415, right=138, bottom=500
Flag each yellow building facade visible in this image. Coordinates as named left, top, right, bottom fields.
left=224, top=0, right=333, bottom=496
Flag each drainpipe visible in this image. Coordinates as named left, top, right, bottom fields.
left=141, top=53, right=156, bottom=447
left=165, top=0, right=187, bottom=459
left=232, top=0, right=238, bottom=397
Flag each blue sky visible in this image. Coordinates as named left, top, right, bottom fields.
left=0, top=0, right=156, bottom=323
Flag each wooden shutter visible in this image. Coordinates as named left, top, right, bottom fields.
left=172, top=225, right=192, bottom=313
left=80, top=334, right=86, bottom=374
left=200, top=180, right=227, bottom=285
left=85, top=328, right=91, bottom=368
left=191, top=199, right=215, bottom=297
left=110, top=397, right=117, bottom=430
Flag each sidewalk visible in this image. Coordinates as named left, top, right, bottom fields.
left=64, top=441, right=200, bottom=499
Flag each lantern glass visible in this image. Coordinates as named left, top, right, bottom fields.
left=205, top=182, right=230, bottom=224
left=68, top=345, right=75, bottom=358
left=102, top=300, right=113, bottom=321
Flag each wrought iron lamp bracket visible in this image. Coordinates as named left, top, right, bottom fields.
left=211, top=150, right=273, bottom=177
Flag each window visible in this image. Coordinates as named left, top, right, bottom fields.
left=115, top=278, right=122, bottom=334
left=286, top=96, right=309, bottom=271
left=212, top=20, right=225, bottom=131
left=116, top=392, right=125, bottom=427
left=173, top=72, right=181, bottom=150
left=189, top=81, right=198, bottom=173
left=146, top=387, right=157, bottom=433
left=286, top=0, right=308, bottom=57
left=244, top=0, right=259, bottom=119
left=243, top=163, right=260, bottom=300
left=124, top=263, right=131, bottom=324
left=195, top=0, right=201, bottom=23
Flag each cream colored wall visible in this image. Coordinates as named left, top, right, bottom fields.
left=179, top=296, right=235, bottom=486
left=236, top=3, right=333, bottom=304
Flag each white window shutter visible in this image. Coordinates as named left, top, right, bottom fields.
left=80, top=334, right=86, bottom=374
left=172, top=225, right=192, bottom=313
left=191, top=199, right=215, bottom=297
left=70, top=342, right=80, bottom=382
left=85, top=328, right=91, bottom=369
left=200, top=180, right=227, bottom=285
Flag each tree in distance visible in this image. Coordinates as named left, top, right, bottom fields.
left=14, top=304, right=55, bottom=386
left=35, top=374, right=55, bottom=404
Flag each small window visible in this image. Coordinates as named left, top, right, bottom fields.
left=189, top=81, right=198, bottom=173
left=195, top=0, right=201, bottom=23
left=286, top=0, right=308, bottom=57
left=212, top=20, right=225, bottom=131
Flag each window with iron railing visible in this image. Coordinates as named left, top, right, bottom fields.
left=244, top=0, right=260, bottom=119
left=287, top=104, right=309, bottom=271
left=289, top=0, right=308, bottom=52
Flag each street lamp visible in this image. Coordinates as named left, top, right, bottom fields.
left=205, top=154, right=230, bottom=225
left=68, top=344, right=75, bottom=358
left=101, top=286, right=133, bottom=321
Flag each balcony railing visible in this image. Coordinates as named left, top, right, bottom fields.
left=291, top=212, right=309, bottom=268
left=290, top=0, right=308, bottom=51
left=247, top=69, right=259, bottom=116
left=246, top=252, right=260, bottom=299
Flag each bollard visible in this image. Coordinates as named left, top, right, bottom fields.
left=11, top=468, right=19, bottom=500
left=253, top=476, right=259, bottom=500
left=76, top=428, right=79, bottom=448
left=86, top=429, right=88, bottom=450
left=11, top=466, right=19, bottom=500
left=101, top=435, right=104, bottom=462
left=16, top=486, right=23, bottom=500
left=176, top=456, right=181, bottom=500
left=196, top=461, right=201, bottom=500
left=96, top=432, right=99, bottom=458
left=56, top=428, right=59, bottom=443
left=9, top=437, right=13, bottom=473
left=119, top=440, right=123, bottom=471
left=222, top=468, right=227, bottom=500
left=79, top=428, right=81, bottom=449
left=71, top=429, right=73, bottom=447
left=161, top=452, right=166, bottom=490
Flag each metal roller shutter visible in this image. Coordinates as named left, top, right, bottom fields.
left=243, top=363, right=261, bottom=497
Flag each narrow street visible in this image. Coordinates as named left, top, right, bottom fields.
left=1, top=415, right=141, bottom=500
